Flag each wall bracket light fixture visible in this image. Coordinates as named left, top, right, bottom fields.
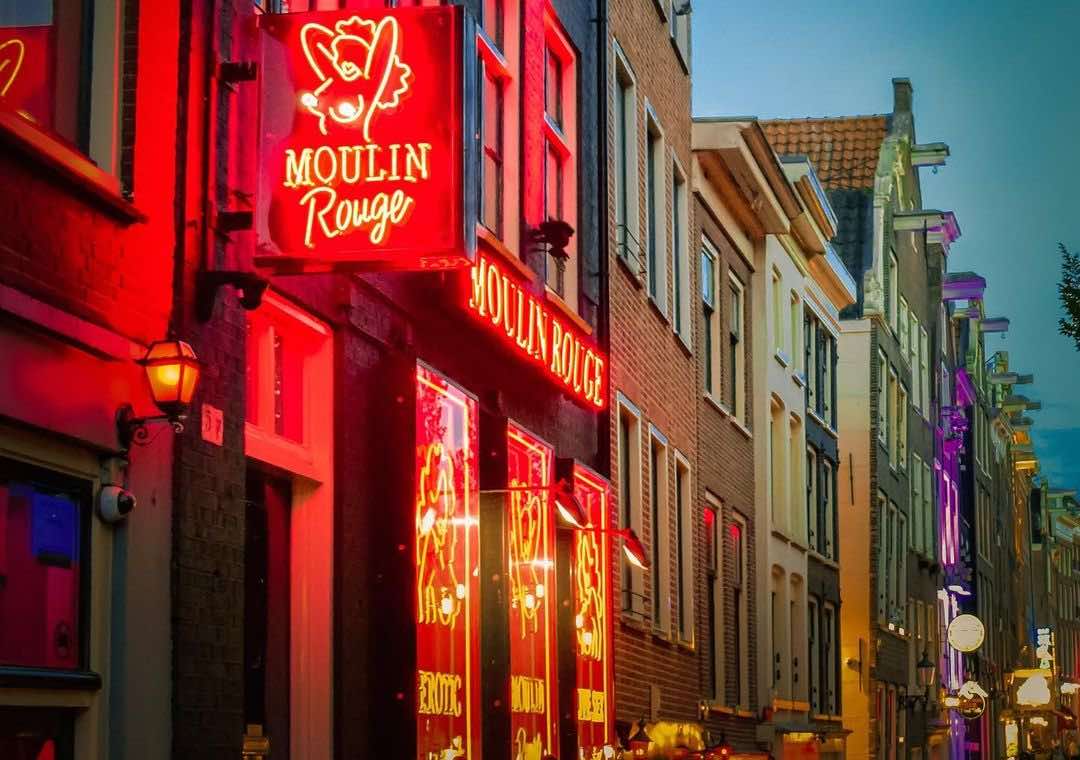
left=117, top=339, right=201, bottom=451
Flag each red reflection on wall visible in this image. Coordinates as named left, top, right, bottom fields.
left=256, top=7, right=469, bottom=271
left=506, top=423, right=557, bottom=760
left=572, top=465, right=615, bottom=757
left=466, top=253, right=608, bottom=409
left=415, top=365, right=480, bottom=760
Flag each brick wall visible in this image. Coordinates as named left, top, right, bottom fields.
left=607, top=0, right=700, bottom=730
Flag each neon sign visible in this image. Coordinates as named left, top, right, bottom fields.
left=467, top=253, right=608, bottom=409
left=415, top=365, right=480, bottom=760
left=572, top=465, right=615, bottom=755
left=257, top=7, right=473, bottom=272
left=506, top=424, right=558, bottom=760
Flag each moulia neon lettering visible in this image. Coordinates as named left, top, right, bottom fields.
left=283, top=142, right=431, bottom=247
left=467, top=254, right=607, bottom=409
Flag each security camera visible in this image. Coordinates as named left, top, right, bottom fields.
left=99, top=485, right=137, bottom=523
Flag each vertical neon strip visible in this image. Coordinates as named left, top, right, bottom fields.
left=572, top=465, right=615, bottom=755
left=506, top=423, right=558, bottom=759
left=415, top=365, right=481, bottom=760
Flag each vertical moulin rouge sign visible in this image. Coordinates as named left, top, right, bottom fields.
left=256, top=7, right=473, bottom=271
left=415, top=364, right=481, bottom=760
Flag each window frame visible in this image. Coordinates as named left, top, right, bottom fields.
left=644, top=103, right=667, bottom=312
left=674, top=452, right=693, bottom=644
left=727, top=273, right=745, bottom=419
left=612, top=41, right=640, bottom=275
left=648, top=425, right=671, bottom=634
left=671, top=157, right=690, bottom=345
left=616, top=393, right=645, bottom=619
left=701, top=239, right=719, bottom=397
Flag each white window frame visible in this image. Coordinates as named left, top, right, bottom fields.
left=611, top=41, right=640, bottom=274
left=672, top=157, right=690, bottom=345
left=674, top=452, right=693, bottom=643
left=617, top=393, right=645, bottom=618
left=701, top=239, right=720, bottom=398
left=649, top=425, right=671, bottom=633
left=728, top=273, right=746, bottom=421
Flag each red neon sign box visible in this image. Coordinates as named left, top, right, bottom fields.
left=256, top=6, right=476, bottom=272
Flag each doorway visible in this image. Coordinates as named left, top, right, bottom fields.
left=244, top=467, right=292, bottom=760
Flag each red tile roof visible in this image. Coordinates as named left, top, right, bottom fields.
left=760, top=116, right=889, bottom=190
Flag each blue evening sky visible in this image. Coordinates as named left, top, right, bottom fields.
left=691, top=1, right=1080, bottom=491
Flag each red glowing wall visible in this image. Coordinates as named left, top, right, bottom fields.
left=256, top=6, right=470, bottom=271
left=414, top=364, right=481, bottom=760
left=571, top=464, right=615, bottom=755
left=505, top=423, right=558, bottom=759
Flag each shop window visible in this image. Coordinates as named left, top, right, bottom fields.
left=672, top=160, right=689, bottom=343
left=0, top=459, right=89, bottom=672
left=612, top=42, right=640, bottom=273
left=644, top=106, right=666, bottom=311
left=649, top=427, right=670, bottom=633
left=701, top=240, right=718, bottom=397
left=617, top=395, right=644, bottom=618
left=674, top=454, right=692, bottom=643
left=542, top=12, right=577, bottom=308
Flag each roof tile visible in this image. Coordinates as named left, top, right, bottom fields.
left=760, top=116, right=888, bottom=190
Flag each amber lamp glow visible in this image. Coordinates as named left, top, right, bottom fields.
left=117, top=339, right=201, bottom=450
left=627, top=722, right=653, bottom=758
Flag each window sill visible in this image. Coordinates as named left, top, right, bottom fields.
left=793, top=372, right=806, bottom=388
left=731, top=416, right=753, bottom=440
left=674, top=328, right=692, bottom=356
left=616, top=253, right=645, bottom=289
left=478, top=223, right=535, bottom=282
left=774, top=348, right=791, bottom=368
left=670, top=35, right=690, bottom=76
left=704, top=392, right=732, bottom=419
left=675, top=637, right=696, bottom=653
left=0, top=667, right=102, bottom=692
left=545, top=286, right=593, bottom=336
left=619, top=612, right=649, bottom=633
left=809, top=551, right=840, bottom=570
left=647, top=293, right=670, bottom=325
left=808, top=409, right=838, bottom=438
left=0, top=109, right=145, bottom=223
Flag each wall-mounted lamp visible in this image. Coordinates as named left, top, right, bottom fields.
left=479, top=480, right=649, bottom=569
left=117, top=339, right=201, bottom=450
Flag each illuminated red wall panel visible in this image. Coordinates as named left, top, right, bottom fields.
left=415, top=365, right=481, bottom=760
left=256, top=7, right=472, bottom=271
left=505, top=423, right=558, bottom=758
left=571, top=464, right=615, bottom=756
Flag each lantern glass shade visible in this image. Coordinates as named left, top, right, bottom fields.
left=621, top=528, right=649, bottom=570
left=140, top=340, right=201, bottom=418
left=917, top=651, right=937, bottom=689
left=553, top=481, right=588, bottom=529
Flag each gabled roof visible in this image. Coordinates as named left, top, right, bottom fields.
left=760, top=116, right=889, bottom=190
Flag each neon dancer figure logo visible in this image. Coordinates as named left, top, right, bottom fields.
left=298, top=15, right=412, bottom=140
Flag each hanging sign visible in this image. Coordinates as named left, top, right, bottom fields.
left=1036, top=626, right=1055, bottom=669
left=414, top=365, right=481, bottom=760
left=255, top=6, right=475, bottom=272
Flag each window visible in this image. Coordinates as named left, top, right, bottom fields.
left=0, top=2, right=93, bottom=154
left=672, top=161, right=689, bottom=342
left=649, top=428, right=670, bottom=632
left=772, top=270, right=784, bottom=355
left=645, top=108, right=666, bottom=310
left=896, top=510, right=907, bottom=627
left=667, top=0, right=690, bottom=66
left=898, top=298, right=910, bottom=357
left=887, top=250, right=899, bottom=331
left=805, top=311, right=837, bottom=427
left=922, top=461, right=933, bottom=558
left=729, top=515, right=748, bottom=707
left=824, top=603, right=838, bottom=715
left=805, top=313, right=817, bottom=410
left=877, top=352, right=888, bottom=446
left=675, top=454, right=692, bottom=643
left=821, top=459, right=836, bottom=560
left=911, top=454, right=923, bottom=555
left=887, top=368, right=898, bottom=468
left=910, top=314, right=921, bottom=413
left=542, top=14, right=576, bottom=305
left=612, top=43, right=640, bottom=272
left=790, top=416, right=804, bottom=543
left=877, top=492, right=888, bottom=623
left=808, top=598, right=821, bottom=714
left=477, top=0, right=515, bottom=243
left=791, top=293, right=802, bottom=376
left=806, top=447, right=817, bottom=550
left=705, top=501, right=721, bottom=701
left=770, top=401, right=786, bottom=530
left=701, top=242, right=719, bottom=396
left=897, top=383, right=908, bottom=469
left=617, top=396, right=644, bottom=617
left=0, top=460, right=90, bottom=671
left=728, top=275, right=745, bottom=417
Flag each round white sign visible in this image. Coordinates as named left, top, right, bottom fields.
left=947, top=614, right=985, bottom=653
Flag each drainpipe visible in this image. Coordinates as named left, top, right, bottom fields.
left=594, top=0, right=610, bottom=475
